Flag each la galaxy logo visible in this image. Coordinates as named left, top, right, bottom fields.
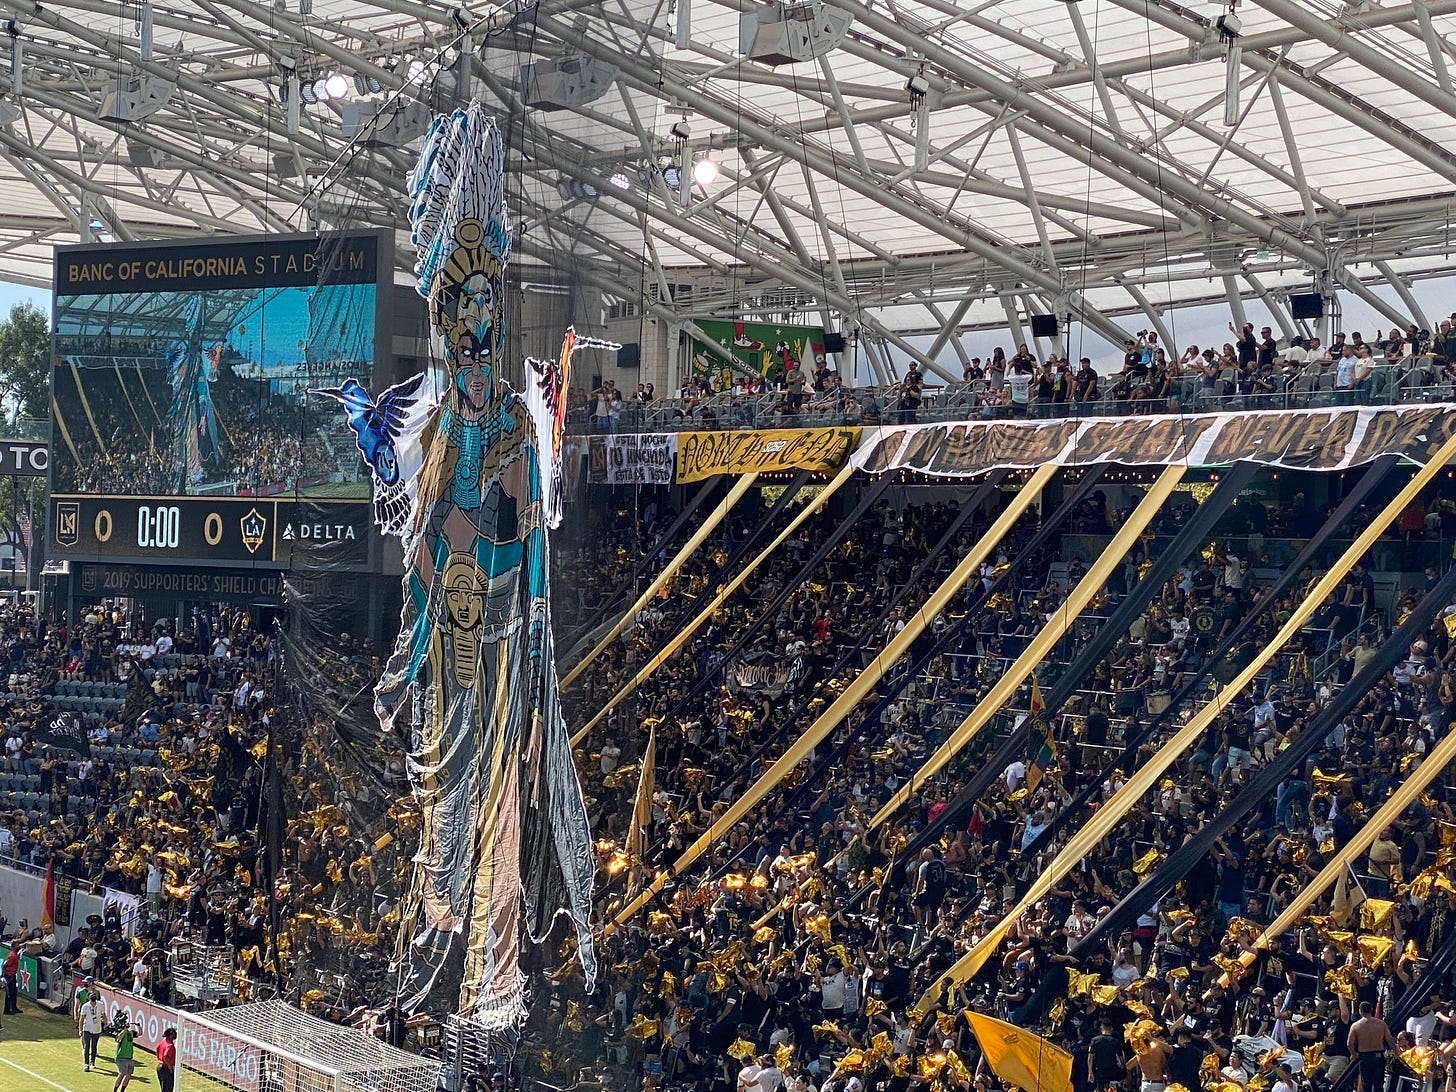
left=240, top=508, right=267, bottom=555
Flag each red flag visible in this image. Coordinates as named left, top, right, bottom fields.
left=1029, top=679, right=1044, bottom=717
left=39, top=858, right=55, bottom=933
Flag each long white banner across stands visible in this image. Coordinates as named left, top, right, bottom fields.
left=850, top=404, right=1456, bottom=477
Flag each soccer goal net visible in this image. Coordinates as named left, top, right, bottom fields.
left=174, top=1000, right=438, bottom=1092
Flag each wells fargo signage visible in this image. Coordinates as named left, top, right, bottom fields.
left=675, top=427, right=859, bottom=483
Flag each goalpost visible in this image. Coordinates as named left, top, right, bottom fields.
left=173, top=1000, right=438, bottom=1092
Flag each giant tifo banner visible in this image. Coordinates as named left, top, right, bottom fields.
left=689, top=318, right=826, bottom=389
left=588, top=433, right=677, bottom=484
left=676, top=426, right=860, bottom=482
left=87, top=981, right=262, bottom=1089
left=850, top=405, right=1456, bottom=476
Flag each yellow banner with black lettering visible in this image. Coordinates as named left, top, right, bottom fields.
left=675, top=427, right=860, bottom=483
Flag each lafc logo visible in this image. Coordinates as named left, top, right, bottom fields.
left=56, top=502, right=79, bottom=547
left=240, top=508, right=267, bottom=554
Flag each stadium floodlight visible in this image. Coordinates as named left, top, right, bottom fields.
left=520, top=53, right=617, bottom=110
left=299, top=80, right=319, bottom=105
left=661, top=163, right=682, bottom=191
left=609, top=170, right=632, bottom=190
left=312, top=77, right=330, bottom=102
left=354, top=73, right=384, bottom=96
left=740, top=1, right=852, bottom=65
left=405, top=59, right=429, bottom=85
left=96, top=74, right=175, bottom=122
left=691, top=157, right=719, bottom=186
left=324, top=72, right=350, bottom=100
left=558, top=178, right=600, bottom=200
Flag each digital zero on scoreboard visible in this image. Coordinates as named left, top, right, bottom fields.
left=136, top=504, right=181, bottom=550
left=49, top=495, right=371, bottom=569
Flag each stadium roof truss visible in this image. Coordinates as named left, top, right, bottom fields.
left=3, top=0, right=1456, bottom=374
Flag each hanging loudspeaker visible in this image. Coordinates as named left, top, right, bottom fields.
left=1290, top=293, right=1324, bottom=320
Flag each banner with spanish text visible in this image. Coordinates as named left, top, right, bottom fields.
left=851, top=404, right=1456, bottom=476
left=675, top=427, right=859, bottom=483
left=588, top=433, right=677, bottom=484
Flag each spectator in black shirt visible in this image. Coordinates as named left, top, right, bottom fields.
left=1231, top=321, right=1257, bottom=365
left=1257, top=326, right=1279, bottom=368
left=1164, top=1025, right=1201, bottom=1088
left=1087, top=1018, right=1126, bottom=1090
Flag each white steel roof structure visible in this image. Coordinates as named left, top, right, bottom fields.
left=3, top=0, right=1456, bottom=375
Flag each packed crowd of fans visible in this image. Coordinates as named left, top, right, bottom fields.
left=11, top=392, right=1456, bottom=1092
left=570, top=318, right=1456, bottom=431
left=0, top=601, right=409, bottom=1023
left=51, top=359, right=364, bottom=495
left=548, top=474, right=1456, bottom=1092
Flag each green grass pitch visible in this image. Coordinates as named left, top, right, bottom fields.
left=0, top=1004, right=158, bottom=1092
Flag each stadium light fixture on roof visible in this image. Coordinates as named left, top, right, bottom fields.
left=691, top=157, right=719, bottom=187
left=324, top=72, right=350, bottom=100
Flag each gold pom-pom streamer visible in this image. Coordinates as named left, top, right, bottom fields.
left=919, top=1053, right=948, bottom=1080
left=1355, top=935, right=1394, bottom=968
left=1324, top=966, right=1359, bottom=999
left=1124, top=1019, right=1162, bottom=1056
left=1212, top=954, right=1248, bottom=983
left=804, top=913, right=832, bottom=945
left=727, top=1038, right=757, bottom=1061
left=1132, top=847, right=1164, bottom=876
left=1358, top=899, right=1396, bottom=933
left=1312, top=768, right=1351, bottom=794
left=1067, top=970, right=1101, bottom=998
left=1401, top=1046, right=1438, bottom=1076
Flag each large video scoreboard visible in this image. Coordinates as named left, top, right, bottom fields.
left=49, top=231, right=389, bottom=571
